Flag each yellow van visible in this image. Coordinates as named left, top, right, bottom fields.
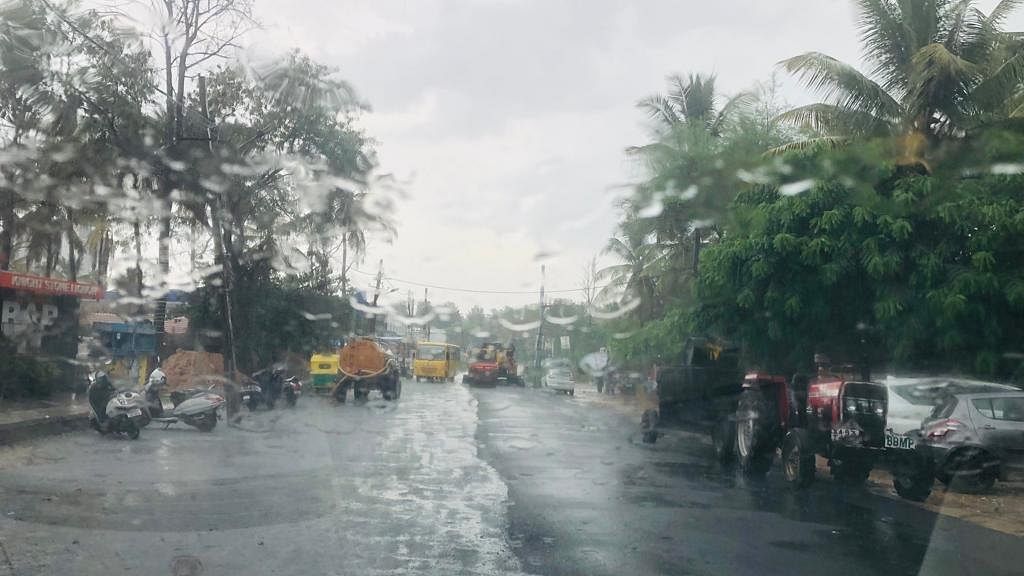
left=413, top=342, right=460, bottom=382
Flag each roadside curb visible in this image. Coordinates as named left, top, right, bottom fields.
left=0, top=412, right=90, bottom=446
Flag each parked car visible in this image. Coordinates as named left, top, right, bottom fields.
left=885, top=376, right=1020, bottom=434
left=919, top=392, right=1024, bottom=492
left=542, top=367, right=576, bottom=396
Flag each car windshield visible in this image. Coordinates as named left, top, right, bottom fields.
left=417, top=345, right=446, bottom=361
left=5, top=0, right=1024, bottom=574
left=892, top=380, right=1020, bottom=407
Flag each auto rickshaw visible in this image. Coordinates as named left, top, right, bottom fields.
left=309, top=353, right=339, bottom=393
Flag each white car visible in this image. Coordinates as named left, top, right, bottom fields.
left=542, top=367, right=576, bottom=396
left=885, top=375, right=1020, bottom=434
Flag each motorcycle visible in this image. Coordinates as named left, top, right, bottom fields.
left=281, top=376, right=301, bottom=407
left=240, top=382, right=265, bottom=411
left=87, top=372, right=148, bottom=440
left=250, top=367, right=285, bottom=409
left=144, top=369, right=224, bottom=432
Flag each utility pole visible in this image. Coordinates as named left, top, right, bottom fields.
left=200, top=75, right=239, bottom=419
left=534, top=264, right=546, bottom=372
left=368, top=259, right=383, bottom=336
left=423, top=288, right=431, bottom=340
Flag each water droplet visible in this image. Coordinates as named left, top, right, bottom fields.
left=779, top=179, right=814, bottom=196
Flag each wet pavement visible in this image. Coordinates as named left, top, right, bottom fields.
left=0, top=380, right=1021, bottom=575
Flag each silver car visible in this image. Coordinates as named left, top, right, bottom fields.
left=920, top=392, right=1024, bottom=492
left=541, top=367, right=576, bottom=396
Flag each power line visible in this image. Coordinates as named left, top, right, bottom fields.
left=351, top=268, right=608, bottom=295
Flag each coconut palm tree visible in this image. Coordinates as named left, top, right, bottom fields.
left=775, top=0, right=1024, bottom=164
left=598, top=224, right=666, bottom=322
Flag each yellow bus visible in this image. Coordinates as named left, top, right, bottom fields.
left=413, top=342, right=460, bottom=382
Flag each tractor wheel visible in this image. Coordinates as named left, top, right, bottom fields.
left=736, top=391, right=772, bottom=477
left=782, top=429, right=815, bottom=489
left=247, top=397, right=260, bottom=412
left=893, top=452, right=934, bottom=502
left=711, top=417, right=736, bottom=466
left=947, top=448, right=998, bottom=493
left=830, top=459, right=872, bottom=485
left=126, top=421, right=141, bottom=440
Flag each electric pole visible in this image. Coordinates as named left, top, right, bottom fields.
left=368, top=259, right=383, bottom=336
left=423, top=288, right=431, bottom=340
left=534, top=264, right=546, bottom=372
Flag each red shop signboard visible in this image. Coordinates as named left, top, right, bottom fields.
left=0, top=270, right=104, bottom=300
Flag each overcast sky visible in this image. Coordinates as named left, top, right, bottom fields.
left=242, top=0, right=1013, bottom=312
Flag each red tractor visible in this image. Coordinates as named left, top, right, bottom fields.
left=728, top=358, right=889, bottom=488
left=463, top=342, right=521, bottom=386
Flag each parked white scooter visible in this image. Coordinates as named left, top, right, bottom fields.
left=144, top=368, right=225, bottom=432
left=87, top=371, right=148, bottom=440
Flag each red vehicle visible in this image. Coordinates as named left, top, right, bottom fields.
left=463, top=342, right=521, bottom=386
left=730, top=358, right=890, bottom=488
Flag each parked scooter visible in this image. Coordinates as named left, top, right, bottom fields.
left=281, top=376, right=302, bottom=407
left=87, top=371, right=148, bottom=439
left=250, top=366, right=285, bottom=409
left=144, top=368, right=224, bottom=432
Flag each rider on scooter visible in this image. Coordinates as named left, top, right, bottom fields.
left=88, top=371, right=116, bottom=422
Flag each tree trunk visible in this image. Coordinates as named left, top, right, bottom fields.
left=0, top=188, right=14, bottom=270
left=154, top=215, right=171, bottom=352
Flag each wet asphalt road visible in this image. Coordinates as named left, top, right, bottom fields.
left=0, top=379, right=1021, bottom=576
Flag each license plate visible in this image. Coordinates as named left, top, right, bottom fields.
left=885, top=431, right=916, bottom=450
left=128, top=408, right=143, bottom=417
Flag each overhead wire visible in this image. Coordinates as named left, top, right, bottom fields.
left=350, top=268, right=610, bottom=295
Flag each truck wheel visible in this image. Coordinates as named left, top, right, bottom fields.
left=830, top=459, right=872, bottom=485
left=893, top=453, right=934, bottom=502
left=736, top=391, right=771, bottom=477
left=711, top=417, right=736, bottom=466
left=782, top=429, right=815, bottom=489
left=334, top=384, right=348, bottom=404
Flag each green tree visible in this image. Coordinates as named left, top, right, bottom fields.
left=776, top=0, right=1024, bottom=165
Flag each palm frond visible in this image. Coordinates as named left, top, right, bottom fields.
left=971, top=47, right=1024, bottom=107
left=779, top=51, right=901, bottom=120
left=764, top=136, right=852, bottom=156
left=907, top=42, right=981, bottom=118
left=856, top=0, right=912, bottom=90
left=987, top=0, right=1023, bottom=28
left=775, top=103, right=891, bottom=137
left=711, top=90, right=756, bottom=136
left=636, top=94, right=680, bottom=129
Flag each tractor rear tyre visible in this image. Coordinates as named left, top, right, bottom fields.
left=711, top=417, right=736, bottom=466
left=893, top=452, right=934, bottom=502
left=782, top=429, right=815, bottom=489
left=736, top=391, right=772, bottom=477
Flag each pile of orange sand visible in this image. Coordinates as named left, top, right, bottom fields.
left=162, top=350, right=225, bottom=390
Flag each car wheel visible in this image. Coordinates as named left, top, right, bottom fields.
left=947, top=448, right=998, bottom=493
